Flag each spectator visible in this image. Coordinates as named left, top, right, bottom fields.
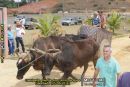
left=98, top=10, right=106, bottom=29
left=15, top=22, right=25, bottom=53
left=93, top=45, right=120, bottom=87
left=92, top=11, right=100, bottom=27
left=117, top=72, right=130, bottom=87
left=8, top=24, right=15, bottom=56
left=20, top=17, right=25, bottom=28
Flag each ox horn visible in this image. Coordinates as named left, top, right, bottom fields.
left=27, top=48, right=46, bottom=55
left=46, top=49, right=61, bottom=53
left=46, top=49, right=61, bottom=57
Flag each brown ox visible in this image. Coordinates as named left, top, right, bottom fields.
left=40, top=37, right=99, bottom=80
left=16, top=35, right=87, bottom=80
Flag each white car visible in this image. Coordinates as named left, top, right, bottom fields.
left=24, top=18, right=38, bottom=29
left=61, top=18, right=78, bottom=26
left=14, top=15, right=25, bottom=24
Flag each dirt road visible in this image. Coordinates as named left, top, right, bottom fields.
left=0, top=34, right=130, bottom=87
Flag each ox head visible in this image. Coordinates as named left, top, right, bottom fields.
left=40, top=49, right=61, bottom=75
left=16, top=48, right=45, bottom=80
left=16, top=51, right=32, bottom=80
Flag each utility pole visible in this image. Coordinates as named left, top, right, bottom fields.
left=62, top=0, right=64, bottom=12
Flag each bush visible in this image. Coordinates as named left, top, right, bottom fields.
left=35, top=14, right=62, bottom=37
left=107, top=11, right=121, bottom=33
left=85, top=18, right=92, bottom=25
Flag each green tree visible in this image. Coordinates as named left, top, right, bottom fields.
left=107, top=11, right=121, bottom=34
left=85, top=18, right=92, bottom=25
left=0, top=0, right=16, bottom=8
left=35, top=14, right=62, bottom=37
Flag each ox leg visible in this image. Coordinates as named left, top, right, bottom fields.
left=81, top=63, right=88, bottom=77
left=61, top=71, right=72, bottom=79
left=93, top=55, right=98, bottom=69
left=61, top=73, right=69, bottom=79
left=93, top=59, right=97, bottom=69
left=70, top=74, right=77, bottom=80
left=93, top=51, right=99, bottom=69
left=41, top=70, right=46, bottom=79
left=81, top=63, right=88, bottom=86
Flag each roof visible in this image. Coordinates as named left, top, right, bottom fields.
left=8, top=0, right=59, bottom=14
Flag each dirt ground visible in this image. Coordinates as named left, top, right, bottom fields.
left=0, top=25, right=130, bottom=87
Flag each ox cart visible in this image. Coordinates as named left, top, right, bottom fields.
left=78, top=25, right=112, bottom=56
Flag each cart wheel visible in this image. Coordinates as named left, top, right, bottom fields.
left=99, top=39, right=110, bottom=56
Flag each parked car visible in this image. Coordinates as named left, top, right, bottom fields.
left=74, top=17, right=83, bottom=24
left=24, top=18, right=38, bottom=29
left=61, top=17, right=78, bottom=26
left=14, top=15, right=25, bottom=24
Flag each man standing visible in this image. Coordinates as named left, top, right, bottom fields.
left=15, top=22, right=25, bottom=53
left=20, top=17, right=25, bottom=28
left=8, top=25, right=15, bottom=56
left=93, top=45, right=120, bottom=87
left=98, top=11, right=106, bottom=29
left=92, top=11, right=100, bottom=27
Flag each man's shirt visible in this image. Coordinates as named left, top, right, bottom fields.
left=96, top=56, right=120, bottom=87
left=92, top=17, right=100, bottom=26
left=16, top=27, right=25, bottom=37
left=8, top=31, right=14, bottom=40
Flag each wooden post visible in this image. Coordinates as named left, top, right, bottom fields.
left=0, top=7, right=8, bottom=63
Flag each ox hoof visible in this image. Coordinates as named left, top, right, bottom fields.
left=16, top=76, right=23, bottom=80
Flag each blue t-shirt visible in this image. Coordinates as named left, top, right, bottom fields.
left=96, top=57, right=120, bottom=87
left=8, top=31, right=14, bottom=40
left=92, top=17, right=100, bottom=25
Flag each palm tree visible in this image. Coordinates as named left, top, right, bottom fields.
left=35, top=14, right=62, bottom=37
left=107, top=11, right=121, bottom=34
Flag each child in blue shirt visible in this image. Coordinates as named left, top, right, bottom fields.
left=8, top=25, right=15, bottom=56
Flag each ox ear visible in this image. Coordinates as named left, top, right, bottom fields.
left=17, top=52, right=31, bottom=63
left=23, top=52, right=31, bottom=63
left=17, top=58, right=23, bottom=64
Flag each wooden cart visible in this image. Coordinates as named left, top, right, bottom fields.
left=78, top=25, right=112, bottom=56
